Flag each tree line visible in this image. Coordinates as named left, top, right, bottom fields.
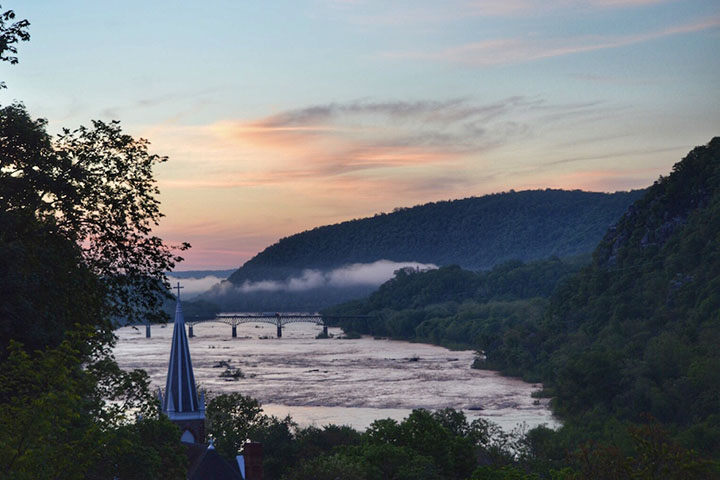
left=203, top=392, right=714, bottom=479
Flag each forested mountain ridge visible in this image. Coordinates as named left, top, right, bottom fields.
left=228, top=189, right=643, bottom=284
left=527, top=137, right=720, bottom=435
left=327, top=138, right=720, bottom=462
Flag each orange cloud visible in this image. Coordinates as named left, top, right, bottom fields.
left=183, top=101, right=510, bottom=185
left=147, top=97, right=633, bottom=196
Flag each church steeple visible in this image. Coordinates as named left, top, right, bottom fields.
left=160, top=283, right=205, bottom=443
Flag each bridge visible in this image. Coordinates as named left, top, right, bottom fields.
left=142, top=313, right=375, bottom=339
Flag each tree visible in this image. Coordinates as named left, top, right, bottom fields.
left=54, top=118, right=190, bottom=323
left=282, top=454, right=367, bottom=480
left=341, top=443, right=441, bottom=480
left=206, top=393, right=272, bottom=461
left=250, top=415, right=298, bottom=480
left=0, top=329, right=186, bottom=479
left=0, top=209, right=105, bottom=355
left=0, top=6, right=188, bottom=478
left=0, top=5, right=30, bottom=88
left=206, top=393, right=303, bottom=478
left=295, top=424, right=362, bottom=459
left=0, top=132, right=189, bottom=476
left=0, top=103, right=189, bottom=326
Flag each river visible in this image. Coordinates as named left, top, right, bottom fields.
left=113, top=321, right=558, bottom=432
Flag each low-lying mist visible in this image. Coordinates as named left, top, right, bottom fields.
left=199, top=260, right=438, bottom=311
left=166, top=275, right=228, bottom=299
left=231, top=260, right=437, bottom=294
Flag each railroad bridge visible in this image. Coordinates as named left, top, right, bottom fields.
left=143, top=313, right=374, bottom=339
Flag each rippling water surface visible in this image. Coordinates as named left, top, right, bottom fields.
left=114, top=321, right=557, bottom=432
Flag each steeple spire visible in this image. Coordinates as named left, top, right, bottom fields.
left=161, top=288, right=205, bottom=443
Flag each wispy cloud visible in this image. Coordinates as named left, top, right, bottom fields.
left=544, top=145, right=682, bottom=167
left=463, top=0, right=671, bottom=16
left=322, top=0, right=672, bottom=25
left=149, top=96, right=617, bottom=194
left=255, top=98, right=535, bottom=127
left=98, top=87, right=223, bottom=121
left=383, top=16, right=720, bottom=65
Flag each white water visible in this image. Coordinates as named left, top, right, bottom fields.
left=113, top=321, right=558, bottom=432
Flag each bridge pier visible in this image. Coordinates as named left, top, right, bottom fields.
left=188, top=325, right=194, bottom=337
left=275, top=313, right=282, bottom=338
left=146, top=324, right=151, bottom=338
left=232, top=325, right=237, bottom=338
left=322, top=325, right=328, bottom=336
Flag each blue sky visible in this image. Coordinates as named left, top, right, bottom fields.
left=3, top=0, right=719, bottom=269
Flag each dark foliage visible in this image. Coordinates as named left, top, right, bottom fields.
left=0, top=103, right=189, bottom=326
left=207, top=395, right=526, bottom=480
left=323, top=257, right=586, bottom=352
left=200, top=391, right=720, bottom=480
left=0, top=36, right=187, bottom=475
left=0, top=211, right=106, bottom=355
left=0, top=326, right=188, bottom=479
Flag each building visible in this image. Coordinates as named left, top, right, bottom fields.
left=159, top=289, right=261, bottom=480
left=159, top=297, right=206, bottom=444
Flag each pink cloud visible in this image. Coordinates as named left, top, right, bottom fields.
left=464, top=0, right=670, bottom=16
left=383, top=16, right=720, bottom=65
left=323, top=0, right=672, bottom=26
left=184, top=100, right=527, bottom=185
left=149, top=97, right=628, bottom=194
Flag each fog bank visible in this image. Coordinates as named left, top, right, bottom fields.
left=224, top=260, right=437, bottom=294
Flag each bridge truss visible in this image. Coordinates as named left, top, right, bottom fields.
left=141, top=313, right=375, bottom=338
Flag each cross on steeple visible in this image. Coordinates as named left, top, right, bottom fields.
left=174, top=282, right=184, bottom=300
left=161, top=279, right=205, bottom=443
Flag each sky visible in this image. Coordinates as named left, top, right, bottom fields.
left=3, top=0, right=719, bottom=270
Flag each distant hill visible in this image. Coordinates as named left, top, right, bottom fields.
left=207, top=189, right=641, bottom=311
left=228, top=189, right=644, bottom=285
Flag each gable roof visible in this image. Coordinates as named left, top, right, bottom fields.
left=185, top=443, right=243, bottom=480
